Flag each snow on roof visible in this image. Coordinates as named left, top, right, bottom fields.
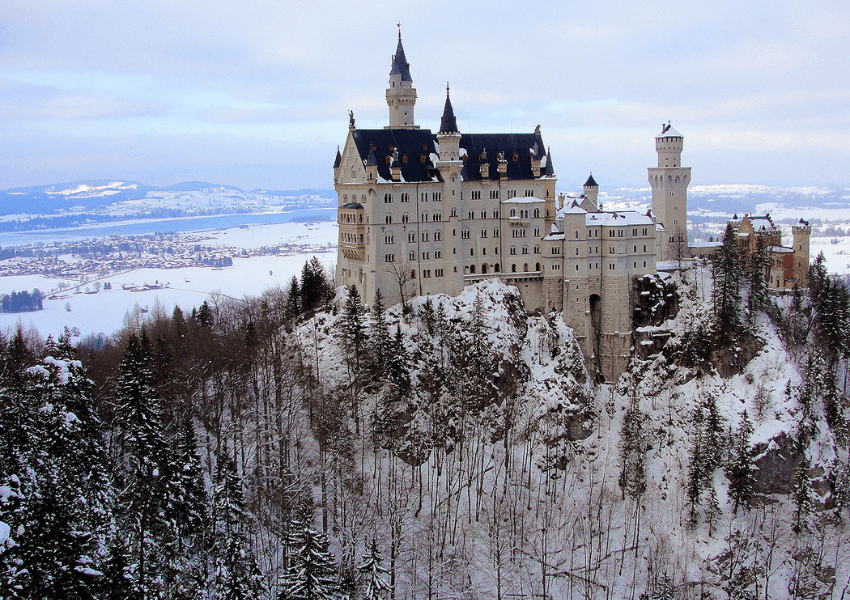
left=503, top=196, right=545, bottom=204
left=656, top=125, right=683, bottom=138
left=750, top=218, right=775, bottom=231
left=690, top=241, right=722, bottom=248
left=768, top=246, right=794, bottom=253
left=585, top=211, right=654, bottom=226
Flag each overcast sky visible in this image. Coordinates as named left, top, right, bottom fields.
left=2, top=0, right=848, bottom=191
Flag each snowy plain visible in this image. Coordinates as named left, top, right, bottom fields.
left=0, top=220, right=338, bottom=339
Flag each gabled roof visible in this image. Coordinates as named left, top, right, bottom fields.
left=439, top=88, right=458, bottom=134
left=584, top=172, right=598, bottom=187
left=390, top=35, right=412, bottom=82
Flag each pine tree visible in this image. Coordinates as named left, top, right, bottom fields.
left=342, top=285, right=368, bottom=370
left=618, top=396, right=647, bottom=500
left=793, top=451, right=812, bottom=533
left=725, top=410, right=754, bottom=513
left=279, top=525, right=341, bottom=600
left=713, top=222, right=742, bottom=342
left=357, top=538, right=391, bottom=600
left=115, top=332, right=172, bottom=597
left=212, top=454, right=267, bottom=600
left=369, top=289, right=391, bottom=376
left=746, top=235, right=770, bottom=329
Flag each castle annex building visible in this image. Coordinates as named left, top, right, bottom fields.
left=334, top=33, right=715, bottom=380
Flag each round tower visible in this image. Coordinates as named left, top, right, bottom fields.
left=436, top=85, right=464, bottom=297
left=792, top=219, right=812, bottom=287
left=386, top=29, right=418, bottom=129
left=583, top=172, right=599, bottom=208
left=648, top=122, right=691, bottom=259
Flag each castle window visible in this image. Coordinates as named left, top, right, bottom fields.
left=423, top=269, right=430, bottom=278
left=434, top=192, right=442, bottom=201
left=435, top=250, right=442, bottom=259
left=433, top=213, right=442, bottom=221
left=643, top=261, right=647, bottom=267
left=618, top=230, right=623, bottom=237
left=513, top=154, right=519, bottom=162
left=523, top=263, right=528, bottom=271
left=408, top=232, right=415, bottom=243
left=508, top=190, right=517, bottom=199
left=422, top=232, right=429, bottom=242
left=533, top=208, right=540, bottom=218
left=643, top=245, right=647, bottom=252
left=534, top=227, right=540, bottom=237
left=403, top=155, right=408, bottom=164
left=402, top=214, right=409, bottom=223
left=468, top=211, right=475, bottom=220
left=551, top=247, right=560, bottom=255
left=510, top=209, right=516, bottom=217
left=471, top=191, right=481, bottom=200
left=401, top=193, right=410, bottom=203
left=510, top=246, right=517, bottom=255
left=462, top=229, right=470, bottom=239
left=482, top=248, right=487, bottom=255
left=576, top=265, right=579, bottom=271
left=522, top=246, right=528, bottom=255
left=451, top=208, right=457, bottom=217
left=411, top=270, right=416, bottom=279
left=436, top=269, right=444, bottom=277
left=512, top=264, right=517, bottom=272
left=495, top=247, right=499, bottom=254
left=422, top=213, right=429, bottom=222
left=385, top=234, right=394, bottom=244
left=385, top=214, right=392, bottom=224
left=409, top=251, right=416, bottom=261
left=481, top=211, right=487, bottom=219
left=423, top=252, right=430, bottom=260
left=490, top=190, right=499, bottom=199
left=481, top=229, right=488, bottom=238
left=494, top=229, right=500, bottom=238
left=421, top=193, right=428, bottom=202
left=385, top=254, right=395, bottom=262
left=576, top=231, right=579, bottom=239
left=435, top=231, right=442, bottom=241
left=609, top=246, right=614, bottom=254
left=575, top=248, right=579, bottom=256
left=643, top=228, right=648, bottom=235
left=609, top=230, right=615, bottom=237
left=535, top=245, right=541, bottom=254
left=470, top=248, right=475, bottom=256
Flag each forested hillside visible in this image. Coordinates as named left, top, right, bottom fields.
left=1, top=243, right=850, bottom=599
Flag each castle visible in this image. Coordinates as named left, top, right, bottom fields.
left=333, top=32, right=809, bottom=381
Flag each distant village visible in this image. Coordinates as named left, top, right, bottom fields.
left=0, top=228, right=335, bottom=296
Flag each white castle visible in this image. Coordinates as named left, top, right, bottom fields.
left=333, top=32, right=809, bottom=381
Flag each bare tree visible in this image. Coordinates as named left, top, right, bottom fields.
left=386, top=260, right=415, bottom=315
left=670, top=228, right=689, bottom=268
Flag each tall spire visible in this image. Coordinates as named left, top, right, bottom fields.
left=390, top=25, right=412, bottom=82
left=439, top=83, right=458, bottom=134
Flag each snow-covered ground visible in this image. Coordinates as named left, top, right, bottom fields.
left=0, top=220, right=338, bottom=339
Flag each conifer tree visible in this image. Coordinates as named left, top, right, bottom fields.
left=279, top=525, right=341, bottom=600
left=746, top=235, right=770, bottom=329
left=725, top=410, right=754, bottom=513
left=618, top=396, right=647, bottom=500
left=793, top=452, right=812, bottom=533
left=369, top=289, right=391, bottom=375
left=712, top=222, right=742, bottom=342
left=212, top=454, right=267, bottom=600
left=357, top=538, right=391, bottom=600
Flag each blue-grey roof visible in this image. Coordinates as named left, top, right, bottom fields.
left=584, top=173, right=598, bottom=187
left=459, top=132, right=547, bottom=181
left=439, top=91, right=458, bottom=134
left=390, top=37, right=412, bottom=82
left=333, top=146, right=342, bottom=168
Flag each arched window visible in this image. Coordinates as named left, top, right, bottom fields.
left=470, top=265, right=476, bottom=274
left=533, top=208, right=540, bottom=218
left=385, top=214, right=392, bottom=224
left=512, top=264, right=517, bottom=273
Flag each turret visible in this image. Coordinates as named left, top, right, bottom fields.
left=582, top=172, right=599, bottom=210
left=792, top=218, right=812, bottom=287
left=386, top=29, right=418, bottom=129
left=436, top=84, right=461, bottom=161
left=648, top=122, right=691, bottom=259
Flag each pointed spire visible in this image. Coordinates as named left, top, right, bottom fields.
left=439, top=83, right=458, bottom=134
left=584, top=172, right=598, bottom=188
left=390, top=27, right=412, bottom=82
left=543, top=148, right=555, bottom=177
left=333, top=145, right=342, bottom=169
left=366, top=146, right=378, bottom=167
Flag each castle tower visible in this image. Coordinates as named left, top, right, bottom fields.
left=386, top=29, right=418, bottom=129
left=582, top=172, right=599, bottom=211
left=792, top=219, right=812, bottom=287
left=436, top=85, right=464, bottom=296
left=648, top=122, right=691, bottom=259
